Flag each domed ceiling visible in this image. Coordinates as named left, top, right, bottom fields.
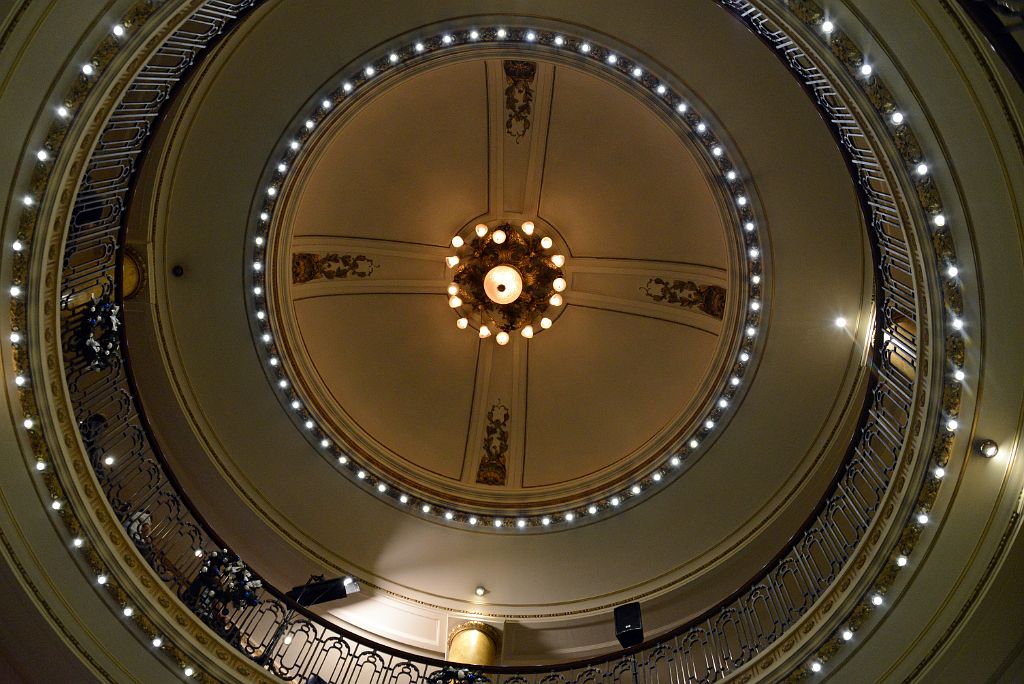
left=271, top=54, right=740, bottom=514
left=121, top=1, right=873, bottom=663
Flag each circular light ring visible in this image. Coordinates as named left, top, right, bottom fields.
left=246, top=25, right=769, bottom=531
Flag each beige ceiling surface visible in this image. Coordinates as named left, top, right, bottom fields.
left=279, top=57, right=731, bottom=508
left=125, top=0, right=872, bottom=657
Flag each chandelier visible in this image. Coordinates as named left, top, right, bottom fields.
left=445, top=221, right=566, bottom=344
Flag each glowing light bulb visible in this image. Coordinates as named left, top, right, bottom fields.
left=580, top=42, right=591, bottom=53
left=933, top=214, right=947, bottom=227
left=521, top=325, right=534, bottom=338
left=552, top=277, right=566, bottom=292
left=475, top=586, right=486, bottom=595
left=822, top=20, right=835, bottom=34
left=610, top=497, right=621, bottom=506
left=872, top=595, right=883, bottom=606
left=554, top=36, right=564, bottom=46
left=492, top=229, right=506, bottom=244
left=469, top=516, right=478, bottom=525
left=551, top=254, right=565, bottom=267
left=452, top=235, right=464, bottom=248
left=842, top=630, right=853, bottom=641
left=947, top=265, right=959, bottom=277
left=479, top=325, right=491, bottom=338
left=496, top=331, right=510, bottom=345
left=607, top=54, right=618, bottom=64
left=540, top=236, right=553, bottom=249
left=447, top=283, right=459, bottom=295
left=588, top=505, right=598, bottom=515
left=860, top=63, right=873, bottom=77
left=811, top=662, right=822, bottom=673
left=670, top=456, right=681, bottom=466
left=517, top=518, right=527, bottom=528
left=521, top=221, right=535, bottom=235
left=916, top=163, right=929, bottom=176
left=565, top=512, right=575, bottom=521
left=835, top=317, right=847, bottom=327
left=689, top=439, right=699, bottom=449
left=549, top=294, right=563, bottom=306
left=540, top=317, right=552, bottom=329
left=891, top=111, right=904, bottom=125
left=456, top=318, right=469, bottom=329
left=475, top=223, right=488, bottom=237
left=896, top=555, right=908, bottom=567
left=446, top=256, right=460, bottom=268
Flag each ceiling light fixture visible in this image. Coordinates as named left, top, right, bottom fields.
left=445, top=221, right=566, bottom=341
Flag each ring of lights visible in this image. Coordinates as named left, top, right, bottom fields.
left=5, top=0, right=982, bottom=680
left=250, top=25, right=769, bottom=531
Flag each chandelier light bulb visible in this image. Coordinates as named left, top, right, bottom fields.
left=448, top=295, right=462, bottom=308
left=916, top=163, right=929, bottom=176
left=479, top=325, right=491, bottom=338
left=496, top=331, right=510, bottom=345
left=456, top=317, right=469, bottom=329
left=521, top=325, right=534, bottom=338
left=821, top=20, right=835, bottom=34
left=565, top=512, right=575, bottom=521
left=549, top=293, right=563, bottom=306
left=540, top=236, right=553, bottom=249
left=492, top=229, right=507, bottom=244
left=552, top=277, right=567, bottom=292
left=540, top=317, right=552, bottom=329
left=447, top=283, right=459, bottom=296
left=842, top=629, right=853, bottom=641
left=446, top=255, right=460, bottom=268
left=475, top=223, right=489, bottom=237
left=551, top=254, right=565, bottom=267
left=452, top=235, right=464, bottom=248
left=521, top=221, right=535, bottom=235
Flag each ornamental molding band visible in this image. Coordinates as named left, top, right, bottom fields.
left=5, top=2, right=980, bottom=684
left=641, top=278, right=727, bottom=319
left=291, top=252, right=377, bottom=284
left=504, top=60, right=536, bottom=142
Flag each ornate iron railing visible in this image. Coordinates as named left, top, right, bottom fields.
left=56, top=1, right=927, bottom=682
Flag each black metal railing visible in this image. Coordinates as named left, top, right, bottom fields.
left=54, top=1, right=925, bottom=682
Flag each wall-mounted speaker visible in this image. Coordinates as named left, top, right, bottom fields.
left=614, top=602, right=644, bottom=648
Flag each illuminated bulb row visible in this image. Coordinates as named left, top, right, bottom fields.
left=246, top=26, right=764, bottom=530
left=809, top=15, right=975, bottom=670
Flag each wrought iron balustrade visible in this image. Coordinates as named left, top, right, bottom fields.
left=54, top=1, right=926, bottom=682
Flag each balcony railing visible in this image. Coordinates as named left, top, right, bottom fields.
left=56, top=1, right=926, bottom=682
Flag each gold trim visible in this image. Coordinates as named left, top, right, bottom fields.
left=447, top=620, right=503, bottom=651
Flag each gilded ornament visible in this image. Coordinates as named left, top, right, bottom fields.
left=476, top=402, right=509, bottom=486
left=641, top=278, right=727, bottom=319
left=503, top=60, right=536, bottom=142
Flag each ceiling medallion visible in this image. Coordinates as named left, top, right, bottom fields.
left=446, top=221, right=566, bottom=343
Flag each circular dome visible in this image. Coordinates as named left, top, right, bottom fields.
left=266, top=48, right=756, bottom=519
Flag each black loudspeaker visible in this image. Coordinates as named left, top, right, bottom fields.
left=614, top=602, right=644, bottom=648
